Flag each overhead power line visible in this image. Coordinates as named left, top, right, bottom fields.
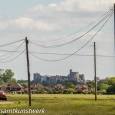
left=29, top=10, right=113, bottom=48
left=0, top=41, right=25, bottom=60
left=0, top=39, right=24, bottom=47
left=0, top=49, right=26, bottom=63
left=0, top=49, right=114, bottom=57
left=30, top=8, right=113, bottom=43
left=30, top=11, right=113, bottom=61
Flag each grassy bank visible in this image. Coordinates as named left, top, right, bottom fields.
left=0, top=94, right=115, bottom=115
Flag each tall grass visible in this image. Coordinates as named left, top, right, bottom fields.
left=0, top=94, right=115, bottom=115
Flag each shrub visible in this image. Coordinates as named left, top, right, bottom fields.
left=88, top=91, right=91, bottom=94
left=58, top=91, right=63, bottom=94
left=53, top=91, right=58, bottom=94
left=39, top=88, right=45, bottom=94
left=67, top=88, right=75, bottom=94
left=77, top=90, right=83, bottom=94
left=63, top=89, right=68, bottom=94
left=84, top=92, right=87, bottom=94
left=35, top=91, right=38, bottom=94
left=24, top=91, right=27, bottom=94
left=63, top=88, right=75, bottom=94
left=73, top=91, right=78, bottom=94
left=48, top=90, right=53, bottom=94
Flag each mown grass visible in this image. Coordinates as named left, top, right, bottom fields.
left=0, top=94, right=115, bottom=115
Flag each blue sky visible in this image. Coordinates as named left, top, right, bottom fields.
left=0, top=0, right=114, bottom=81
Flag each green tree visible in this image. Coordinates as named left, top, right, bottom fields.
left=66, top=82, right=74, bottom=87
left=88, top=81, right=95, bottom=88
left=108, top=77, right=115, bottom=86
left=105, top=77, right=110, bottom=81
left=17, top=79, right=28, bottom=83
left=67, top=88, right=75, bottom=94
left=0, top=69, right=4, bottom=85
left=57, top=79, right=64, bottom=84
left=106, top=77, right=115, bottom=94
left=63, top=88, right=75, bottom=94
left=39, top=88, right=45, bottom=94
left=61, top=82, right=65, bottom=86
left=97, top=83, right=109, bottom=91
left=3, top=69, right=14, bottom=83
left=48, top=90, right=53, bottom=94
left=9, top=78, right=17, bottom=83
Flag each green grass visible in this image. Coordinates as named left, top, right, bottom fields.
left=0, top=94, right=115, bottom=115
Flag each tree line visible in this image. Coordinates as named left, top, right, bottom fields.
left=1, top=68, right=115, bottom=94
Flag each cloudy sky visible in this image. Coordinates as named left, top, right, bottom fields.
left=0, top=0, right=114, bottom=81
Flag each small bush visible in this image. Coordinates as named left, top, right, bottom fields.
left=88, top=91, right=91, bottom=94
left=77, top=91, right=83, bottom=94
left=84, top=92, right=87, bottom=94
left=73, top=91, right=78, bottom=94
left=58, top=91, right=63, bottom=94
left=24, top=91, right=27, bottom=94
left=53, top=91, right=58, bottom=94
left=35, top=91, right=38, bottom=94
left=63, top=89, right=68, bottom=94
left=48, top=90, right=53, bottom=94
left=67, top=88, right=75, bottom=94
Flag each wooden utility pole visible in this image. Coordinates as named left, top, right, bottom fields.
left=94, top=42, right=97, bottom=101
left=114, top=3, right=115, bottom=55
left=25, top=37, right=31, bottom=106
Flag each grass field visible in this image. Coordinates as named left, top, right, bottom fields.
left=0, top=94, right=115, bottom=115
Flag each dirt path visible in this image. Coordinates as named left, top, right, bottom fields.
left=0, top=102, right=15, bottom=104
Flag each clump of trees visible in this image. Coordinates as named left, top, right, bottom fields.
left=0, top=69, right=16, bottom=85
left=106, top=77, right=115, bottom=94
left=94, top=76, right=115, bottom=94
left=63, top=88, right=75, bottom=94
left=87, top=81, right=95, bottom=89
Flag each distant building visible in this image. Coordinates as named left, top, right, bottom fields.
left=68, top=69, right=85, bottom=82
left=93, top=76, right=100, bottom=83
left=6, top=83, right=24, bottom=94
left=68, top=69, right=79, bottom=82
left=41, top=76, right=47, bottom=82
left=33, top=69, right=86, bottom=84
left=33, top=73, right=41, bottom=81
left=93, top=77, right=105, bottom=83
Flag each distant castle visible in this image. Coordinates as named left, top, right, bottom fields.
left=32, top=69, right=85, bottom=84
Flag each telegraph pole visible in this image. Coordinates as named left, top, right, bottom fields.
left=114, top=3, right=115, bottom=55
left=25, top=37, right=31, bottom=106
left=94, top=42, right=97, bottom=101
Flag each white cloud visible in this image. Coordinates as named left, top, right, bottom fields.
left=14, top=17, right=33, bottom=28
left=48, top=4, right=57, bottom=7
left=0, top=0, right=114, bottom=32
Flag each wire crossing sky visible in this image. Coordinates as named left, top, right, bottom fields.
left=29, top=10, right=113, bottom=48
left=0, top=0, right=114, bottom=80
left=0, top=10, right=113, bottom=61
left=30, top=11, right=114, bottom=61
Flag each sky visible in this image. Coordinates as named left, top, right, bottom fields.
left=0, top=0, right=114, bottom=81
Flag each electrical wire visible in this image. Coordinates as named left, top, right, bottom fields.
left=0, top=39, right=24, bottom=47
left=0, top=49, right=26, bottom=63
left=30, top=11, right=113, bottom=61
left=30, top=8, right=113, bottom=43
left=29, top=10, right=113, bottom=48
left=28, top=52, right=115, bottom=57
left=0, top=41, right=25, bottom=57
left=0, top=41, right=25, bottom=60
left=0, top=49, right=114, bottom=57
